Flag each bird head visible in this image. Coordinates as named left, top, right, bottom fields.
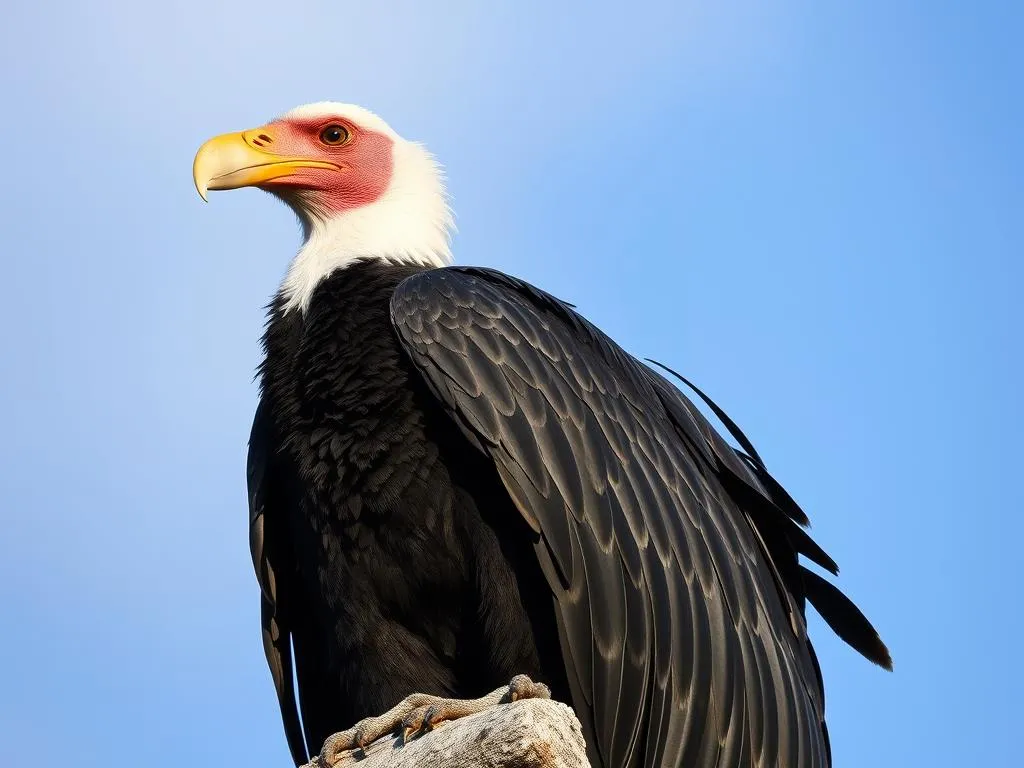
left=194, top=103, right=454, bottom=312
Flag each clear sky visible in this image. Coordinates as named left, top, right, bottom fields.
left=1, top=1, right=1019, bottom=766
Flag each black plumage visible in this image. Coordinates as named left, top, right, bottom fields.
left=248, top=260, right=890, bottom=768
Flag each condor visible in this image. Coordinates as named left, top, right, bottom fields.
left=194, top=102, right=890, bottom=768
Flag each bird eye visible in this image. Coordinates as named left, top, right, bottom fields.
left=319, top=124, right=349, bottom=145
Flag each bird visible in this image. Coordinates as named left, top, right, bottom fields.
left=193, top=102, right=891, bottom=768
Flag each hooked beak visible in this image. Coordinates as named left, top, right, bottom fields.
left=193, top=128, right=339, bottom=201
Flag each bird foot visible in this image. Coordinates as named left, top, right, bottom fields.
left=314, top=674, right=551, bottom=766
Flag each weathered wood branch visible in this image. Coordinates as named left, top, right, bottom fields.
left=305, top=698, right=591, bottom=768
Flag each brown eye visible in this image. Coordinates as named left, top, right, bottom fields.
left=319, top=124, right=349, bottom=145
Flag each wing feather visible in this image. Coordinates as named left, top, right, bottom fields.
left=390, top=267, right=889, bottom=767
left=248, top=402, right=308, bottom=766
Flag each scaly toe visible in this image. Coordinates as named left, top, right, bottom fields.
left=509, top=674, right=552, bottom=702
left=316, top=728, right=358, bottom=767
left=353, top=717, right=391, bottom=748
left=401, top=703, right=439, bottom=741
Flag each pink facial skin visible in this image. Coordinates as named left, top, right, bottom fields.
left=255, top=116, right=394, bottom=215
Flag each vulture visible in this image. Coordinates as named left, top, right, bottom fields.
left=193, top=102, right=891, bottom=768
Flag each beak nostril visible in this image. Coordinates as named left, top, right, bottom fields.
left=259, top=134, right=273, bottom=143
left=253, top=139, right=265, bottom=147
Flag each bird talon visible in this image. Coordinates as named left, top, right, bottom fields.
left=353, top=724, right=375, bottom=749
left=508, top=674, right=551, bottom=703
left=423, top=704, right=443, bottom=732
left=400, top=721, right=417, bottom=743
left=400, top=703, right=436, bottom=742
left=316, top=728, right=358, bottom=768
left=312, top=676, right=551, bottom=765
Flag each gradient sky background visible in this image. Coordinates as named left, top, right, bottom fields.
left=1, top=1, right=1020, bottom=766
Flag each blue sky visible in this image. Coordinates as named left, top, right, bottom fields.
left=1, top=1, right=1019, bottom=765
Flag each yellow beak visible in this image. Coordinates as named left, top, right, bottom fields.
left=193, top=129, right=339, bottom=201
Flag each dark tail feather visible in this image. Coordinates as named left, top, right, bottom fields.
left=720, top=470, right=838, bottom=575
left=784, top=519, right=840, bottom=576
left=737, top=450, right=813, bottom=528
left=648, top=359, right=815, bottom=528
left=801, top=565, right=893, bottom=670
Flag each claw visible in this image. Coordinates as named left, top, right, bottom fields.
left=353, top=721, right=378, bottom=748
left=316, top=728, right=358, bottom=768
left=401, top=703, right=433, bottom=742
left=509, top=673, right=551, bottom=702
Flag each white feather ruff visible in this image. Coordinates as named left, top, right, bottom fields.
left=276, top=103, right=455, bottom=314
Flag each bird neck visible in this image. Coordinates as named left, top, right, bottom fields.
left=279, top=141, right=455, bottom=314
